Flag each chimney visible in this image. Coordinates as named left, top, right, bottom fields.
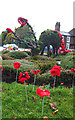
left=55, top=22, right=60, bottom=31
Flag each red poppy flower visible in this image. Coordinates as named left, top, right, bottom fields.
left=0, top=87, right=2, bottom=91
left=19, top=72, right=30, bottom=83
left=65, top=50, right=71, bottom=53
left=70, top=68, right=75, bottom=73
left=0, top=65, right=3, bottom=71
left=60, top=82, right=64, bottom=85
left=13, top=62, right=21, bottom=69
left=18, top=17, right=28, bottom=26
left=36, top=88, right=50, bottom=97
left=6, top=28, right=13, bottom=33
left=33, top=70, right=41, bottom=75
left=50, top=65, right=61, bottom=76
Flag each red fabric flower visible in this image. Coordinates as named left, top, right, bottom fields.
left=0, top=87, right=2, bottom=91
left=19, top=72, right=30, bottom=83
left=65, top=50, right=71, bottom=53
left=70, top=68, right=75, bottom=73
left=6, top=28, right=13, bottom=33
left=50, top=65, right=61, bottom=76
left=36, top=88, right=50, bottom=97
left=18, top=17, right=28, bottom=26
left=0, top=65, right=3, bottom=71
left=33, top=70, right=41, bottom=75
left=60, top=82, right=64, bottom=85
left=13, top=62, right=21, bottom=69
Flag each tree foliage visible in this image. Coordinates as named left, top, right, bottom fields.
left=1, top=31, right=7, bottom=45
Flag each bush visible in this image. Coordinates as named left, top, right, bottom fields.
left=32, top=56, right=39, bottom=60
left=31, top=48, right=40, bottom=56
left=2, top=50, right=9, bottom=54
left=2, top=55, right=14, bottom=60
left=2, top=61, right=74, bottom=87
left=36, top=70, right=73, bottom=87
left=61, top=55, right=74, bottom=69
left=7, top=51, right=29, bottom=59
left=2, top=60, right=38, bottom=83
left=37, top=62, right=55, bottom=74
left=25, top=51, right=31, bottom=56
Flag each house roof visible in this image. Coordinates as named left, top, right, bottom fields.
left=59, top=31, right=72, bottom=36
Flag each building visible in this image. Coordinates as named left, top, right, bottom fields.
left=55, top=22, right=75, bottom=50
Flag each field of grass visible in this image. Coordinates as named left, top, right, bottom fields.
left=1, top=82, right=73, bottom=119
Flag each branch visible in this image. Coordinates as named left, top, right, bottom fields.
left=12, top=36, right=36, bottom=48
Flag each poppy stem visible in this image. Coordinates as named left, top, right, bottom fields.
left=33, top=75, right=36, bottom=91
left=15, top=69, right=18, bottom=87
left=42, top=97, right=44, bottom=115
left=72, top=74, right=75, bottom=89
left=53, top=76, right=56, bottom=90
left=24, top=81, right=28, bottom=103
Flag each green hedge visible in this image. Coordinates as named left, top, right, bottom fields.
left=2, top=65, right=74, bottom=87
left=60, top=55, right=74, bottom=69
left=37, top=62, right=55, bottom=74
left=7, top=51, right=29, bottom=59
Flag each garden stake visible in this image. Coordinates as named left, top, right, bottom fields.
left=33, top=75, right=36, bottom=91
left=53, top=76, right=56, bottom=90
left=42, top=97, right=44, bottom=115
left=72, top=73, right=75, bottom=90
left=24, top=81, right=28, bottom=103
left=15, top=69, right=18, bottom=87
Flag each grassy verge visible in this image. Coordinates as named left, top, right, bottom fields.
left=2, top=82, right=73, bottom=119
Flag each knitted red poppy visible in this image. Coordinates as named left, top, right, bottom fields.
left=36, top=88, right=50, bottom=97
left=70, top=68, right=75, bottom=73
left=0, top=65, right=3, bottom=71
left=6, top=28, right=13, bottom=33
left=13, top=62, right=21, bottom=69
left=50, top=65, right=61, bottom=76
left=33, top=70, right=41, bottom=75
left=19, top=72, right=30, bottom=83
left=18, top=17, right=28, bottom=26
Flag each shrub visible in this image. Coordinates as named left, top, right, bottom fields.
left=7, top=51, right=29, bottom=59
left=2, top=50, right=9, bottom=54
left=2, top=55, right=14, bottom=60
left=25, top=51, right=31, bottom=56
left=2, top=60, right=38, bottom=83
left=37, top=62, right=55, bottom=74
left=32, top=56, right=39, bottom=60
left=61, top=55, right=74, bottom=69
left=31, top=48, right=40, bottom=56
left=2, top=62, right=74, bottom=87
left=36, top=70, right=73, bottom=87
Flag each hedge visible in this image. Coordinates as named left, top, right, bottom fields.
left=2, top=66, right=74, bottom=87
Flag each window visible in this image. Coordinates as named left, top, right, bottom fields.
left=62, top=36, right=64, bottom=43
left=67, top=37, right=70, bottom=42
left=66, top=43, right=70, bottom=50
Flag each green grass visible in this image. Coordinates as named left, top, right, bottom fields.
left=2, top=82, right=73, bottom=119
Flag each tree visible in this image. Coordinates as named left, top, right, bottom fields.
left=38, top=29, right=61, bottom=56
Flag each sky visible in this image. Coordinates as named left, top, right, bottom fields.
left=0, top=0, right=74, bottom=39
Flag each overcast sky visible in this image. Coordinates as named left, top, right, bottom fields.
left=0, top=0, right=74, bottom=39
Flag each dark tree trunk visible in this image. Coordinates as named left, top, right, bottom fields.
left=47, top=46, right=50, bottom=57
left=41, top=46, right=45, bottom=55
left=53, top=46, right=55, bottom=55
